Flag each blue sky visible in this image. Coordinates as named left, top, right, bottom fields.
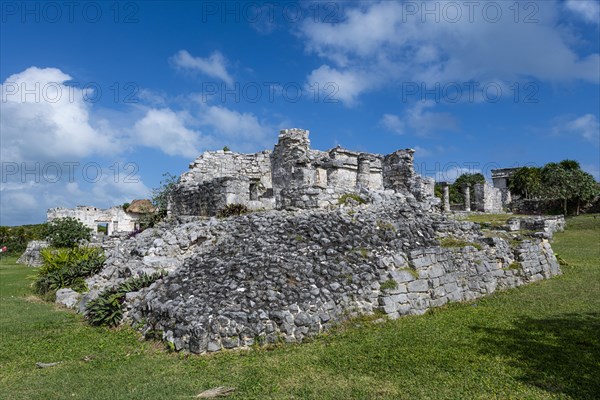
left=1, top=0, right=599, bottom=225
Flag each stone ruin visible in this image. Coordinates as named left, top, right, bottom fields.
left=47, top=200, right=155, bottom=236
left=169, top=128, right=436, bottom=216
left=437, top=180, right=505, bottom=213
left=39, top=128, right=566, bottom=355
left=169, top=128, right=513, bottom=217
left=16, top=240, right=49, bottom=267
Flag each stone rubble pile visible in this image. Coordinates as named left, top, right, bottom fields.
left=17, top=240, right=49, bottom=267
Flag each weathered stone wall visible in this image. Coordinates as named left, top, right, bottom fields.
left=505, top=215, right=566, bottom=238
left=473, top=182, right=503, bottom=213
left=47, top=206, right=138, bottom=235
left=509, top=199, right=563, bottom=215
left=181, top=150, right=273, bottom=187
left=271, top=128, right=314, bottom=208
left=382, top=150, right=434, bottom=201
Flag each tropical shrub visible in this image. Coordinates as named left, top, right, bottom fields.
left=45, top=217, right=92, bottom=248
left=86, top=271, right=167, bottom=327
left=33, top=246, right=105, bottom=296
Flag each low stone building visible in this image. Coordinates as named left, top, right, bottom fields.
left=169, top=128, right=435, bottom=216
left=47, top=199, right=154, bottom=236
left=491, top=167, right=518, bottom=206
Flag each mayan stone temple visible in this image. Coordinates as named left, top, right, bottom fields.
left=40, top=128, right=565, bottom=355
left=169, top=128, right=436, bottom=216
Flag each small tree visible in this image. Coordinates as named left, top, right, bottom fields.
left=450, top=173, right=485, bottom=204
left=510, top=166, right=542, bottom=199
left=152, top=173, right=179, bottom=213
left=542, top=162, right=572, bottom=216
left=45, top=217, right=92, bottom=248
left=540, top=160, right=599, bottom=215
left=571, top=169, right=599, bottom=215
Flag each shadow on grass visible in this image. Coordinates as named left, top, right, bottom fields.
left=473, top=312, right=600, bottom=399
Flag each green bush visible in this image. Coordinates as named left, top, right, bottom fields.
left=45, top=217, right=92, bottom=248
left=0, top=224, right=47, bottom=256
left=86, top=271, right=167, bottom=327
left=217, top=204, right=250, bottom=218
left=33, top=246, right=105, bottom=296
left=38, top=246, right=104, bottom=275
left=38, top=247, right=72, bottom=275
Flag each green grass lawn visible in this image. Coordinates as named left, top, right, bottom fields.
left=460, top=213, right=530, bottom=225
left=1, top=215, right=598, bottom=399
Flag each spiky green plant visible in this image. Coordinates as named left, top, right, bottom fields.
left=86, top=271, right=167, bottom=327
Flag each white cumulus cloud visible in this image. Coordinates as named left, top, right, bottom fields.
left=305, top=65, right=372, bottom=107
left=196, top=105, right=274, bottom=152
left=381, top=101, right=459, bottom=136
left=298, top=1, right=600, bottom=105
left=133, top=108, right=205, bottom=158
left=0, top=67, right=119, bottom=162
left=556, top=113, right=600, bottom=144
left=171, top=50, right=234, bottom=86
left=565, top=0, right=600, bottom=24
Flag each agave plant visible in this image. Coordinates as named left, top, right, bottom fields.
left=86, top=271, right=167, bottom=327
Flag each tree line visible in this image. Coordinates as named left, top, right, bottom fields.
left=509, top=160, right=598, bottom=215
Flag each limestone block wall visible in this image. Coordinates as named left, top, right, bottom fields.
left=357, top=154, right=384, bottom=190
left=271, top=128, right=313, bottom=206
left=181, top=150, right=272, bottom=188
left=169, top=177, right=275, bottom=216
left=325, top=148, right=359, bottom=189
left=506, top=215, right=566, bottom=238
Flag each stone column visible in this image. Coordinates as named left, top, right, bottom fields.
left=442, top=183, right=450, bottom=212
left=271, top=128, right=311, bottom=208
left=356, top=155, right=371, bottom=189
left=463, top=185, right=471, bottom=212
left=382, top=149, right=416, bottom=192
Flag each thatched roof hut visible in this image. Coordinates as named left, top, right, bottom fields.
left=126, top=199, right=156, bottom=214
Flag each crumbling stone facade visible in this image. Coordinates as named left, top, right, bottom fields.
left=169, top=128, right=435, bottom=216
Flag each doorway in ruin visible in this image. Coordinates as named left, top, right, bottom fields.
left=249, top=180, right=260, bottom=201
left=96, top=222, right=109, bottom=236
